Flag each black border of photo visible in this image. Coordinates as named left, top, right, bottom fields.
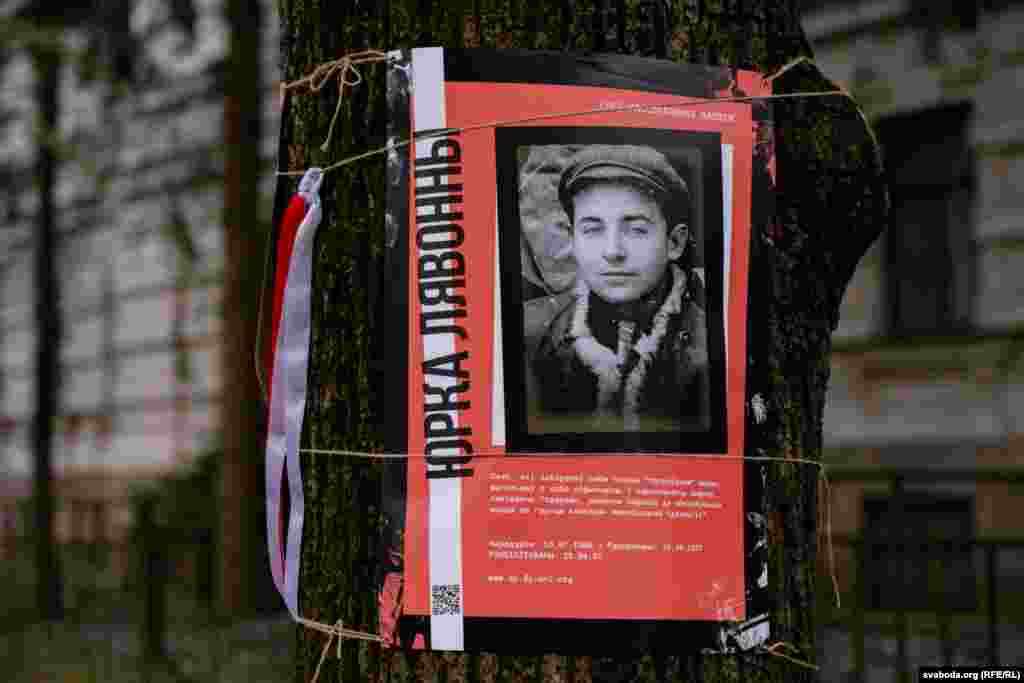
left=496, top=126, right=728, bottom=455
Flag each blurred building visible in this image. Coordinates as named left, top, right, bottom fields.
left=804, top=0, right=1024, bottom=676
left=0, top=0, right=279, bottom=577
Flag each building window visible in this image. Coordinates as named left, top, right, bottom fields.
left=863, top=493, right=976, bottom=611
left=877, top=103, right=975, bottom=338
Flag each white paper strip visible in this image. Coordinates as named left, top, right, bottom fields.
left=412, top=46, right=465, bottom=652
left=722, top=144, right=734, bottom=352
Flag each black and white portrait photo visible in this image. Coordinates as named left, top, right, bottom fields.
left=496, top=127, right=728, bottom=454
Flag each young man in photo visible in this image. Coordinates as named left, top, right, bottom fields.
left=525, top=145, right=709, bottom=433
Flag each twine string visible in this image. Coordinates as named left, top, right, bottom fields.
left=815, top=471, right=839, bottom=610
left=763, top=54, right=881, bottom=156
left=298, top=617, right=819, bottom=673
left=277, top=89, right=858, bottom=178
left=280, top=50, right=390, bottom=153
left=303, top=617, right=384, bottom=683
left=297, top=447, right=842, bottom=610
left=297, top=618, right=820, bottom=672
left=308, top=619, right=342, bottom=683
left=760, top=641, right=819, bottom=671
left=763, top=54, right=812, bottom=84
left=299, top=447, right=822, bottom=467
left=297, top=616, right=384, bottom=643
left=275, top=50, right=880, bottom=179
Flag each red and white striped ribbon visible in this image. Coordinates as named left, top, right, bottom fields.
left=264, top=167, right=322, bottom=616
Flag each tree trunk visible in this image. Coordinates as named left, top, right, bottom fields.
left=276, top=1, right=887, bottom=680
left=220, top=0, right=275, bottom=614
left=32, top=43, right=63, bottom=624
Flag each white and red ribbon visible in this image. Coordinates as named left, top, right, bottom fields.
left=265, top=167, right=322, bottom=616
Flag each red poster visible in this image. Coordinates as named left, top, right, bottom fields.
left=379, top=48, right=774, bottom=654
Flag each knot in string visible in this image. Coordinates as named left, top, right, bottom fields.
left=281, top=50, right=390, bottom=153
left=304, top=617, right=384, bottom=683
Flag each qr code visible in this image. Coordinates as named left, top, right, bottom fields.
left=431, top=584, right=461, bottom=616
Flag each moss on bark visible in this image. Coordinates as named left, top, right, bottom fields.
left=276, top=2, right=887, bottom=680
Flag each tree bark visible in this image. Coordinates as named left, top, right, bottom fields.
left=32, top=43, right=63, bottom=624
left=220, top=0, right=276, bottom=614
left=276, top=1, right=887, bottom=680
